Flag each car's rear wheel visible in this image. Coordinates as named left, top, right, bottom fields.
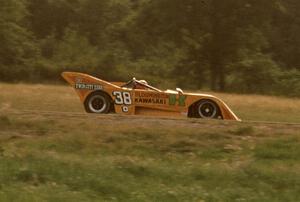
left=197, top=99, right=221, bottom=119
left=84, top=92, right=111, bottom=113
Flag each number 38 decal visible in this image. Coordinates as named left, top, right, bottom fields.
left=112, top=91, right=132, bottom=105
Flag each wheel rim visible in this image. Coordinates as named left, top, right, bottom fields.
left=198, top=101, right=217, bottom=118
left=88, top=95, right=107, bottom=113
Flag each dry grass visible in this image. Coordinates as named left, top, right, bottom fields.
left=0, top=83, right=81, bottom=112
left=212, top=92, right=300, bottom=122
left=1, top=83, right=300, bottom=122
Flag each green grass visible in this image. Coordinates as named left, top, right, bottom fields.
left=0, top=83, right=300, bottom=201
left=0, top=114, right=299, bottom=201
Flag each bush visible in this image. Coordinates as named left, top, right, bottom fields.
left=275, top=69, right=300, bottom=97
left=227, top=54, right=281, bottom=94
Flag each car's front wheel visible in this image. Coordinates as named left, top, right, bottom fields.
left=84, top=92, right=111, bottom=113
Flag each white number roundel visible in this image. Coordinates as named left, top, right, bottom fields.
left=122, top=106, right=129, bottom=112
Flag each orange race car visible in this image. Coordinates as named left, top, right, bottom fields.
left=62, top=72, right=240, bottom=121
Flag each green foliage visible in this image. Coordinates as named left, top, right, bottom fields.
left=0, top=0, right=299, bottom=96
left=0, top=0, right=38, bottom=81
left=228, top=53, right=281, bottom=94
left=276, top=69, right=300, bottom=97
left=52, top=30, right=100, bottom=70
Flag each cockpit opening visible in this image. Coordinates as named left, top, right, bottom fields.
left=121, top=78, right=162, bottom=92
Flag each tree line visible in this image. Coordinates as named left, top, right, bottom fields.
left=0, top=0, right=299, bottom=96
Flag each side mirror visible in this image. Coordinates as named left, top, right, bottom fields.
left=176, top=88, right=183, bottom=94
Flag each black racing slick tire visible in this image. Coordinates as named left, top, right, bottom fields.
left=196, top=99, right=221, bottom=119
left=84, top=92, right=111, bottom=113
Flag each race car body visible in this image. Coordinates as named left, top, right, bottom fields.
left=61, top=72, right=240, bottom=121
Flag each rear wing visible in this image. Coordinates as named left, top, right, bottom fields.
left=61, top=71, right=120, bottom=101
left=61, top=72, right=119, bottom=88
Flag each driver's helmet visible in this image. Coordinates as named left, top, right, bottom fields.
left=135, top=80, right=148, bottom=89
left=139, top=80, right=148, bottom=85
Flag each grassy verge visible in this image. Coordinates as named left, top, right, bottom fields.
left=0, top=113, right=299, bottom=201
left=0, top=83, right=299, bottom=201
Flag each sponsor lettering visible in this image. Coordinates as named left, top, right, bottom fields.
left=75, top=83, right=103, bottom=90
left=135, top=92, right=168, bottom=99
left=135, top=98, right=167, bottom=105
left=134, top=92, right=168, bottom=105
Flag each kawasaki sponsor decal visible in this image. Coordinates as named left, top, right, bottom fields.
left=135, top=98, right=166, bottom=105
